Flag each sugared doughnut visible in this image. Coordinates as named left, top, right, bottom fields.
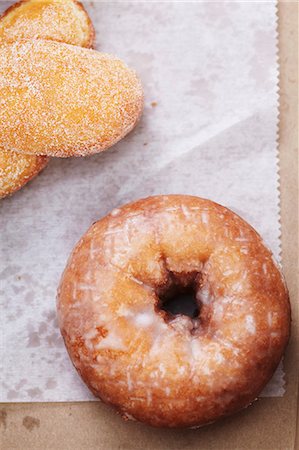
left=57, top=195, right=290, bottom=428
left=0, top=0, right=95, bottom=48
left=0, top=0, right=95, bottom=198
left=0, top=150, right=48, bottom=198
left=0, top=40, right=143, bottom=157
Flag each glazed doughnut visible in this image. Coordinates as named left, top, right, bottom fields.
left=0, top=0, right=95, bottom=197
left=0, top=40, right=143, bottom=157
left=57, top=195, right=290, bottom=428
left=0, top=0, right=95, bottom=48
left=0, top=150, right=48, bottom=198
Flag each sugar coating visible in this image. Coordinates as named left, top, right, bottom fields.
left=0, top=0, right=95, bottom=197
left=57, top=195, right=290, bottom=428
left=0, top=0, right=95, bottom=48
left=0, top=149, right=48, bottom=198
left=0, top=40, right=143, bottom=157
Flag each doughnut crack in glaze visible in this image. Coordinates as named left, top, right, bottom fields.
left=0, top=40, right=143, bottom=157
left=0, top=0, right=94, bottom=197
left=57, top=195, right=290, bottom=428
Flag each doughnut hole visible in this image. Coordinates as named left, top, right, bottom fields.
left=157, top=271, right=200, bottom=319
left=153, top=268, right=215, bottom=337
left=159, top=279, right=199, bottom=320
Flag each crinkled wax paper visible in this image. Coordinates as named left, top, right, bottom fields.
left=0, top=1, right=283, bottom=401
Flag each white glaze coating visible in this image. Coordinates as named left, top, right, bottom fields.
left=57, top=195, right=290, bottom=428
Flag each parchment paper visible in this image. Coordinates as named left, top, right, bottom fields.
left=0, top=1, right=283, bottom=402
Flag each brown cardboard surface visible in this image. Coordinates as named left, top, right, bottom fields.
left=1, top=2, right=298, bottom=449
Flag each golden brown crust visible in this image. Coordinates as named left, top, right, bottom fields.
left=0, top=0, right=95, bottom=48
left=57, top=195, right=291, bottom=428
left=0, top=150, right=49, bottom=198
left=0, top=40, right=143, bottom=157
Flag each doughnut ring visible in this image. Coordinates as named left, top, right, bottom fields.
left=0, top=39, right=143, bottom=157
left=0, top=0, right=94, bottom=198
left=57, top=195, right=290, bottom=428
left=0, top=0, right=95, bottom=48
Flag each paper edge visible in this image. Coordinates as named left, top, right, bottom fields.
left=259, top=0, right=287, bottom=399
left=275, top=0, right=283, bottom=267
left=272, top=0, right=286, bottom=397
